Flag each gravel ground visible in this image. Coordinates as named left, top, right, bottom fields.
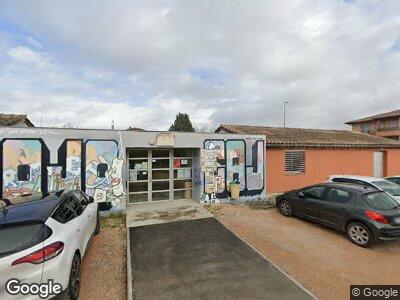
left=79, top=216, right=127, bottom=300
left=207, top=204, right=400, bottom=300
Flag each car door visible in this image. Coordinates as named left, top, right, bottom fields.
left=71, top=191, right=93, bottom=253
left=318, top=187, right=354, bottom=229
left=59, top=194, right=87, bottom=253
left=294, top=186, right=327, bottom=220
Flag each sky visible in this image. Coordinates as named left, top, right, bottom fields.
left=0, top=0, right=400, bottom=130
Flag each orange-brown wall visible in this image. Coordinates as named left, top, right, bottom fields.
left=266, top=148, right=400, bottom=193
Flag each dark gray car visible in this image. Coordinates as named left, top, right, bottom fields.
left=276, top=182, right=400, bottom=247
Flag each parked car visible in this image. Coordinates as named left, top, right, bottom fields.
left=385, top=176, right=400, bottom=186
left=326, top=175, right=400, bottom=203
left=0, top=190, right=100, bottom=300
left=276, top=182, right=400, bottom=247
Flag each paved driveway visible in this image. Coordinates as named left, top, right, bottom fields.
left=129, top=217, right=312, bottom=300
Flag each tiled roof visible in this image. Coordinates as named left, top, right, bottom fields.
left=127, top=127, right=146, bottom=131
left=216, top=124, right=400, bottom=148
left=346, top=109, right=400, bottom=124
left=0, top=114, right=34, bottom=127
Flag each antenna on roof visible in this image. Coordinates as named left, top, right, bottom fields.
left=111, top=119, right=115, bottom=130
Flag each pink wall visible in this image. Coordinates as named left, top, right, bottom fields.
left=266, top=148, right=400, bottom=193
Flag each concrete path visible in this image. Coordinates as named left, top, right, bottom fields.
left=126, top=199, right=212, bottom=228
left=129, top=217, right=313, bottom=300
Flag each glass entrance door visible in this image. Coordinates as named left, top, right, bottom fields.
left=151, top=149, right=171, bottom=201
left=128, top=148, right=194, bottom=204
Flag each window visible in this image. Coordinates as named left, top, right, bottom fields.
left=326, top=188, right=352, bottom=204
left=372, top=180, right=400, bottom=197
left=72, top=191, right=89, bottom=207
left=285, top=150, right=305, bottom=174
left=0, top=224, right=52, bottom=258
left=361, top=123, right=372, bottom=133
left=97, top=163, right=108, bottom=178
left=301, top=186, right=326, bottom=199
left=17, top=164, right=31, bottom=181
left=52, top=195, right=84, bottom=223
left=363, top=192, right=398, bottom=210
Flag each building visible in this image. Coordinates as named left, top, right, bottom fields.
left=0, top=127, right=265, bottom=213
left=0, top=114, right=34, bottom=127
left=346, top=109, right=400, bottom=141
left=216, top=125, right=400, bottom=193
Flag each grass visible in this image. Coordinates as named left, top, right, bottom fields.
left=247, top=199, right=276, bottom=210
left=100, top=213, right=126, bottom=228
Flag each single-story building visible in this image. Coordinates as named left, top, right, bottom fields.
left=216, top=125, right=400, bottom=193
left=0, top=127, right=266, bottom=213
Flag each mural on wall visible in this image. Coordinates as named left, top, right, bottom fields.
left=48, top=140, right=82, bottom=192
left=85, top=140, right=124, bottom=207
left=246, top=140, right=264, bottom=191
left=2, top=139, right=42, bottom=198
left=226, top=140, right=246, bottom=191
left=1, top=138, right=123, bottom=210
left=203, top=138, right=264, bottom=198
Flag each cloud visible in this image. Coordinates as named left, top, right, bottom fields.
left=0, top=0, right=400, bottom=130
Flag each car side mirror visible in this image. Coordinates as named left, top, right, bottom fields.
left=298, top=191, right=305, bottom=198
left=88, top=196, right=95, bottom=204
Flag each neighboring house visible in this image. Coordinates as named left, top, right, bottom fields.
left=127, top=127, right=146, bottom=131
left=0, top=114, right=34, bottom=127
left=346, top=109, right=400, bottom=141
left=216, top=124, right=400, bottom=193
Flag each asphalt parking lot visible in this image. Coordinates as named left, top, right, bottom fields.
left=208, top=204, right=400, bottom=300
left=129, top=217, right=312, bottom=300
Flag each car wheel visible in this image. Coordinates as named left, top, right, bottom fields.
left=94, top=210, right=100, bottom=235
left=279, top=200, right=292, bottom=217
left=347, top=222, right=373, bottom=247
left=67, top=253, right=81, bottom=300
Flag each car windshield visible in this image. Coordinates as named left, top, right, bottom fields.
left=363, top=192, right=399, bottom=210
left=372, top=180, right=400, bottom=196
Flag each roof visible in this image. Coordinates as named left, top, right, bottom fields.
left=216, top=124, right=400, bottom=148
left=315, top=182, right=380, bottom=194
left=0, top=114, right=34, bottom=127
left=346, top=109, right=400, bottom=124
left=327, top=175, right=383, bottom=182
left=126, top=127, right=146, bottom=131
left=0, top=194, right=62, bottom=225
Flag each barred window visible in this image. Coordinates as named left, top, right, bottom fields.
left=285, top=150, right=305, bottom=174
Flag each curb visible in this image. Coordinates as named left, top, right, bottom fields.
left=126, top=224, right=133, bottom=300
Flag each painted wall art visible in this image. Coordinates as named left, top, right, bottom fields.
left=203, top=138, right=264, bottom=198
left=2, top=139, right=42, bottom=199
left=1, top=138, right=124, bottom=211
left=85, top=140, right=124, bottom=207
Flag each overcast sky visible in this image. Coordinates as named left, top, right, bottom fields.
left=0, top=0, right=399, bottom=130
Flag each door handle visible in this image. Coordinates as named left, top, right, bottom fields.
left=74, top=229, right=81, bottom=236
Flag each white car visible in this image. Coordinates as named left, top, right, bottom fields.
left=385, top=176, right=400, bottom=186
left=0, top=190, right=99, bottom=300
left=326, top=175, right=400, bottom=203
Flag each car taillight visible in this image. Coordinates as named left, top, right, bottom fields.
left=11, top=242, right=64, bottom=266
left=365, top=210, right=389, bottom=224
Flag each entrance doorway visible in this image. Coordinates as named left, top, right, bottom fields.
left=127, top=148, right=194, bottom=204
left=373, top=151, right=384, bottom=178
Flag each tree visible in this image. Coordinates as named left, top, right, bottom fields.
left=169, top=113, right=195, bottom=132
left=194, top=122, right=218, bottom=133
